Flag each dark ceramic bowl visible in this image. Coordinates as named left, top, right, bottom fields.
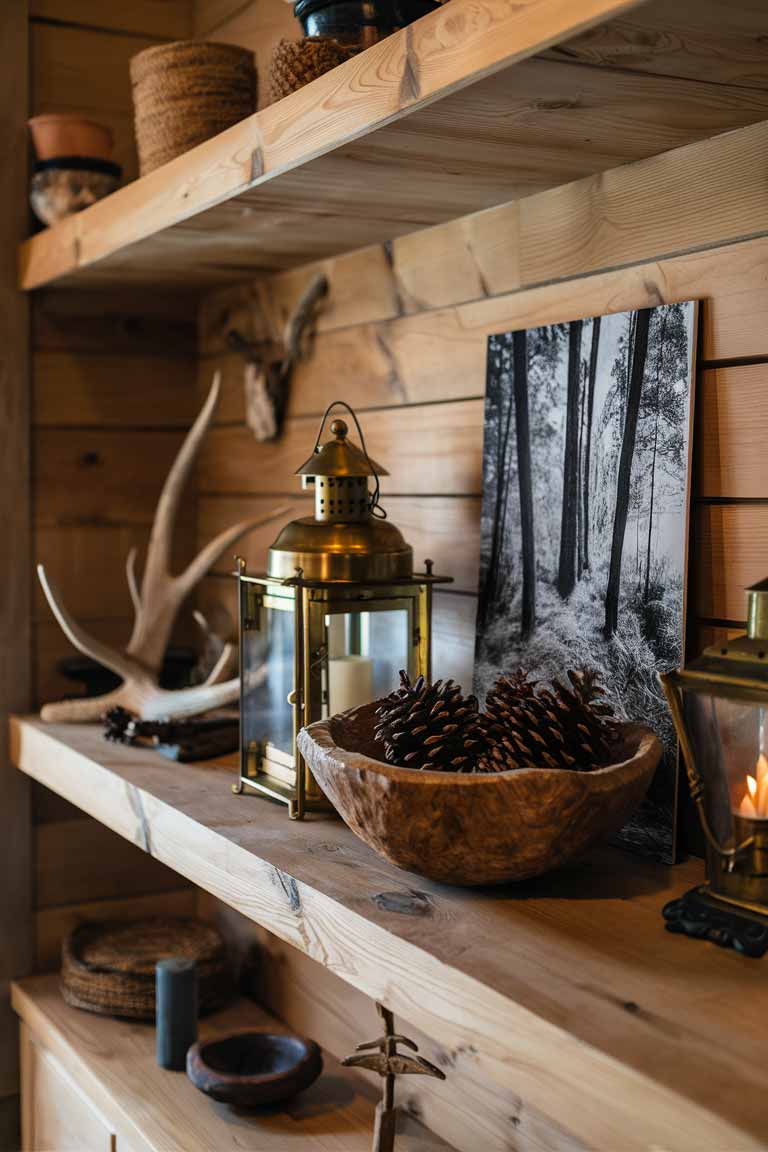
left=186, top=1030, right=323, bottom=1108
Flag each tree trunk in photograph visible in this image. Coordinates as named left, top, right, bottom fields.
left=604, top=308, right=652, bottom=638
left=576, top=362, right=586, bottom=580
left=644, top=310, right=668, bottom=604
left=480, top=348, right=515, bottom=628
left=512, top=330, right=535, bottom=639
left=557, top=320, right=582, bottom=599
left=582, top=316, right=600, bottom=572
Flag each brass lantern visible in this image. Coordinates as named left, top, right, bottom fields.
left=234, top=402, right=449, bottom=819
left=662, top=580, right=768, bottom=928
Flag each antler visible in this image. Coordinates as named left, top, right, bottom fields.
left=38, top=373, right=290, bottom=725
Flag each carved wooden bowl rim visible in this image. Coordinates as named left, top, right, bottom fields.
left=300, top=703, right=661, bottom=785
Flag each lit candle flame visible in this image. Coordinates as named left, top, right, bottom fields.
left=737, top=754, right=768, bottom=818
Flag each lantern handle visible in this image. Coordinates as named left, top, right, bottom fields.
left=312, top=400, right=387, bottom=519
left=660, top=673, right=756, bottom=861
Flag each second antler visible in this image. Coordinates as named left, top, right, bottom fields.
left=38, top=373, right=288, bottom=723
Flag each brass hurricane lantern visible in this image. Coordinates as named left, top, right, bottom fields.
left=234, top=402, right=450, bottom=818
left=662, top=580, right=768, bottom=942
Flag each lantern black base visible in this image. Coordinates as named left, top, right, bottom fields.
left=663, top=884, right=768, bottom=957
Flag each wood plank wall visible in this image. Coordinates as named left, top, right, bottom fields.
left=194, top=118, right=768, bottom=1152
left=0, top=5, right=31, bottom=1146
left=193, top=0, right=298, bottom=109
left=24, top=9, right=199, bottom=1122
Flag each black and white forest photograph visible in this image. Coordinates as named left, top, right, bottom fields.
left=475, top=303, right=697, bottom=861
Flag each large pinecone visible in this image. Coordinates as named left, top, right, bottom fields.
left=374, top=670, right=485, bottom=772
left=481, top=668, right=616, bottom=772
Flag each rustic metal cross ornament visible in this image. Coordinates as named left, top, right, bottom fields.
left=342, top=1002, right=446, bottom=1152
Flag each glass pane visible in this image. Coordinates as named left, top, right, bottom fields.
left=685, top=692, right=768, bottom=837
left=242, top=605, right=294, bottom=758
left=324, top=609, right=410, bottom=715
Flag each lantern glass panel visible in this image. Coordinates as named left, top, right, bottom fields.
left=324, top=607, right=410, bottom=715
left=242, top=598, right=295, bottom=762
left=684, top=690, right=768, bottom=831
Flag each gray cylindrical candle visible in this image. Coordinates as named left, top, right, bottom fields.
left=156, top=957, right=198, bottom=1071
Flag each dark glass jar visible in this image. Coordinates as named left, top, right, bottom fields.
left=294, top=0, right=438, bottom=49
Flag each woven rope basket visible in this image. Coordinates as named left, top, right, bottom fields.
left=61, top=918, right=231, bottom=1020
left=130, top=41, right=256, bottom=175
left=269, top=37, right=356, bottom=104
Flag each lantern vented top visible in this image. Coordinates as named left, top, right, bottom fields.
left=747, top=579, right=768, bottom=641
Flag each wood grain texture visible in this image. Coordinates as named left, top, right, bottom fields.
left=14, top=975, right=448, bottom=1152
left=545, top=0, right=768, bottom=89
left=31, top=0, right=193, bottom=38
left=10, top=717, right=768, bottom=1151
left=34, top=352, right=196, bottom=427
left=692, top=503, right=768, bottom=621
left=696, top=366, right=768, bottom=499
left=33, top=427, right=189, bottom=525
left=0, top=0, right=32, bottom=1106
left=35, top=818, right=186, bottom=909
left=28, top=0, right=768, bottom=290
left=32, top=289, right=197, bottom=356
left=199, top=896, right=589, bottom=1152
left=21, top=1023, right=114, bottom=1152
left=200, top=402, right=484, bottom=496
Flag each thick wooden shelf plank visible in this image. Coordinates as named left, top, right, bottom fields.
left=19, top=0, right=768, bottom=291
left=12, top=974, right=448, bottom=1152
left=10, top=716, right=768, bottom=1150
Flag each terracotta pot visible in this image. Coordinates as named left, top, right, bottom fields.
left=297, top=702, right=662, bottom=886
left=28, top=115, right=114, bottom=162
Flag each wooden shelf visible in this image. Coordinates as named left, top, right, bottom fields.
left=11, top=716, right=768, bottom=1150
left=12, top=974, right=449, bottom=1152
left=19, top=0, right=768, bottom=291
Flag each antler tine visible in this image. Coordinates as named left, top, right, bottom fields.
left=37, top=565, right=141, bottom=685
left=175, top=506, right=291, bottom=600
left=141, top=372, right=222, bottom=592
left=203, top=643, right=235, bottom=686
left=126, top=547, right=142, bottom=618
left=139, top=676, right=241, bottom=721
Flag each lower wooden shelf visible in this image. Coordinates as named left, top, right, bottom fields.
left=12, top=974, right=448, bottom=1152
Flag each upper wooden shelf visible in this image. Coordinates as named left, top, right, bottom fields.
left=19, top=0, right=768, bottom=291
left=11, top=716, right=768, bottom=1151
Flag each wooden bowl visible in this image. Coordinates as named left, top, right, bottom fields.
left=297, top=703, right=662, bottom=886
left=186, top=1030, right=323, bottom=1108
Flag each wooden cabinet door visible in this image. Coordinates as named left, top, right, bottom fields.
left=21, top=1024, right=114, bottom=1152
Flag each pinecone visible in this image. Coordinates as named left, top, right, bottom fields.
left=480, top=667, right=617, bottom=773
left=374, top=670, right=486, bottom=772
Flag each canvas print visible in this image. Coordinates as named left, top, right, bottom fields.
left=474, top=303, right=697, bottom=861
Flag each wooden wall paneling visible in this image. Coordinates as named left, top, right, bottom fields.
left=200, top=402, right=485, bottom=496
left=0, top=0, right=31, bottom=1132
left=696, top=366, right=768, bottom=499
left=692, top=504, right=768, bottom=621
left=35, top=820, right=187, bottom=910
left=197, top=893, right=588, bottom=1152
left=192, top=0, right=298, bottom=109
left=199, top=233, right=768, bottom=442
left=34, top=352, right=197, bottom=427
left=31, top=0, right=193, bottom=39
left=34, top=428, right=190, bottom=525
left=32, top=289, right=197, bottom=356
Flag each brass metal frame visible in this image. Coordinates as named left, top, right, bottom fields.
left=234, top=562, right=447, bottom=819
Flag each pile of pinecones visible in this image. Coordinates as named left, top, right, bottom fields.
left=373, top=668, right=618, bottom=774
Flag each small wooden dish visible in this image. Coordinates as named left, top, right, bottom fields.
left=186, top=1030, right=323, bottom=1108
left=297, top=702, right=662, bottom=886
